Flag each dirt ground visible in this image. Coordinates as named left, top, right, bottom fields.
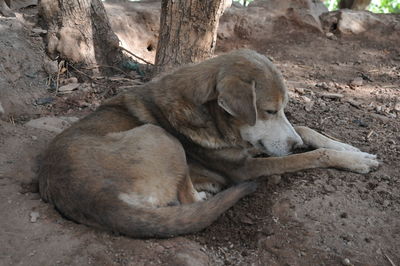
left=1, top=2, right=399, bottom=266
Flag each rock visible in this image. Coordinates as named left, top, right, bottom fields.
left=394, top=102, right=400, bottom=112
left=318, top=92, right=344, bottom=100
left=240, top=216, right=254, bottom=225
left=0, top=101, right=4, bottom=117
left=36, top=97, right=55, bottom=105
left=269, top=175, right=282, bottom=185
left=346, top=99, right=361, bottom=108
left=25, top=116, right=76, bottom=133
left=341, top=258, right=352, bottom=266
left=31, top=28, right=47, bottom=35
left=326, top=32, right=337, bottom=40
left=350, top=77, right=363, bottom=86
left=371, top=113, right=390, bottom=123
left=58, top=83, right=80, bottom=93
left=316, top=82, right=331, bottom=91
left=59, top=116, right=79, bottom=124
left=305, top=102, right=314, bottom=111
left=61, top=77, right=78, bottom=85
left=30, top=211, right=40, bottom=223
left=323, top=184, right=336, bottom=193
left=43, top=60, right=59, bottom=75
left=168, top=248, right=210, bottom=266
left=9, top=0, right=37, bottom=9
left=248, top=0, right=328, bottom=32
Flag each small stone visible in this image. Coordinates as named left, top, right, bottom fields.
left=30, top=211, right=40, bottom=223
left=394, top=102, right=400, bottom=112
left=31, top=136, right=37, bottom=140
left=0, top=101, right=4, bottom=117
left=350, top=77, right=363, bottom=87
left=326, top=32, right=337, bottom=40
left=305, top=101, right=314, bottom=112
left=323, top=184, right=335, bottom=193
left=31, top=28, right=47, bottom=34
left=43, top=60, right=58, bottom=75
left=240, top=216, right=254, bottom=225
left=61, top=77, right=78, bottom=85
left=318, top=93, right=344, bottom=100
left=295, top=87, right=305, bottom=94
left=342, top=258, right=352, bottom=266
left=26, top=117, right=73, bottom=133
left=58, top=83, right=80, bottom=93
left=269, top=175, right=282, bottom=185
left=36, top=97, right=55, bottom=105
left=316, top=82, right=331, bottom=91
left=383, top=200, right=390, bottom=207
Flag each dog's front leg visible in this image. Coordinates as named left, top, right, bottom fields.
left=233, top=148, right=379, bottom=182
left=295, top=126, right=361, bottom=152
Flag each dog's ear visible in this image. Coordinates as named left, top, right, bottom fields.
left=217, top=77, right=257, bottom=126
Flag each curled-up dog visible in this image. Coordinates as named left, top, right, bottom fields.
left=38, top=49, right=379, bottom=238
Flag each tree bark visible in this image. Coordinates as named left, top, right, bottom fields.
left=38, top=0, right=122, bottom=67
left=339, top=0, right=371, bottom=10
left=155, top=0, right=226, bottom=72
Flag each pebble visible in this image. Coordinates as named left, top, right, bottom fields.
left=43, top=60, right=58, bottom=75
left=269, top=175, right=282, bottom=185
left=318, top=92, right=344, bottom=100
left=61, top=77, right=78, bottom=85
left=342, top=258, right=352, bottom=266
left=350, top=77, right=363, bottom=86
left=305, top=101, right=314, bottom=112
left=32, top=28, right=47, bottom=34
left=58, top=83, right=80, bottom=93
left=30, top=211, right=40, bottom=223
left=36, top=97, right=55, bottom=105
left=394, top=102, right=400, bottom=112
left=326, top=32, right=337, bottom=40
left=0, top=101, right=4, bottom=117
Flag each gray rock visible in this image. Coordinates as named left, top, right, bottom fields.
left=30, top=211, right=40, bottom=223
left=25, top=116, right=78, bottom=133
left=58, top=83, right=80, bottom=93
left=0, top=101, right=4, bottom=117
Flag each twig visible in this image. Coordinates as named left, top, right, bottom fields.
left=84, top=64, right=136, bottom=79
left=56, top=60, right=64, bottom=93
left=68, top=64, right=96, bottom=81
left=119, top=46, right=154, bottom=65
left=383, top=252, right=396, bottom=266
left=366, top=130, right=375, bottom=139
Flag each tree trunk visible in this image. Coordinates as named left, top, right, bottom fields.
left=38, top=0, right=122, bottom=67
left=155, top=0, right=226, bottom=72
left=339, top=0, right=371, bottom=10
left=0, top=0, right=14, bottom=17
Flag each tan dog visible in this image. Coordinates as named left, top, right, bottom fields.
left=38, top=49, right=379, bottom=238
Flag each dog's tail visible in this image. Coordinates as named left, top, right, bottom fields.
left=102, top=182, right=257, bottom=238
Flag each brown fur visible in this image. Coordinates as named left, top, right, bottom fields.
left=38, top=49, right=378, bottom=238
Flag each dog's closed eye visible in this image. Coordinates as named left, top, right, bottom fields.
left=265, top=110, right=277, bottom=115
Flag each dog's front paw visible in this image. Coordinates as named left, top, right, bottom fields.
left=327, top=140, right=361, bottom=152
left=338, top=151, right=380, bottom=174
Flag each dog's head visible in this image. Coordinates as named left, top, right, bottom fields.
left=216, top=50, right=303, bottom=157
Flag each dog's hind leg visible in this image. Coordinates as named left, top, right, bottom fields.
left=189, top=162, right=227, bottom=195
left=295, top=126, right=361, bottom=152
left=178, top=174, right=206, bottom=204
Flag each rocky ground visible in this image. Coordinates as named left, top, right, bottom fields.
left=0, top=1, right=399, bottom=266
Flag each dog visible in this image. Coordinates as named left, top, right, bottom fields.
left=38, top=49, right=379, bottom=238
